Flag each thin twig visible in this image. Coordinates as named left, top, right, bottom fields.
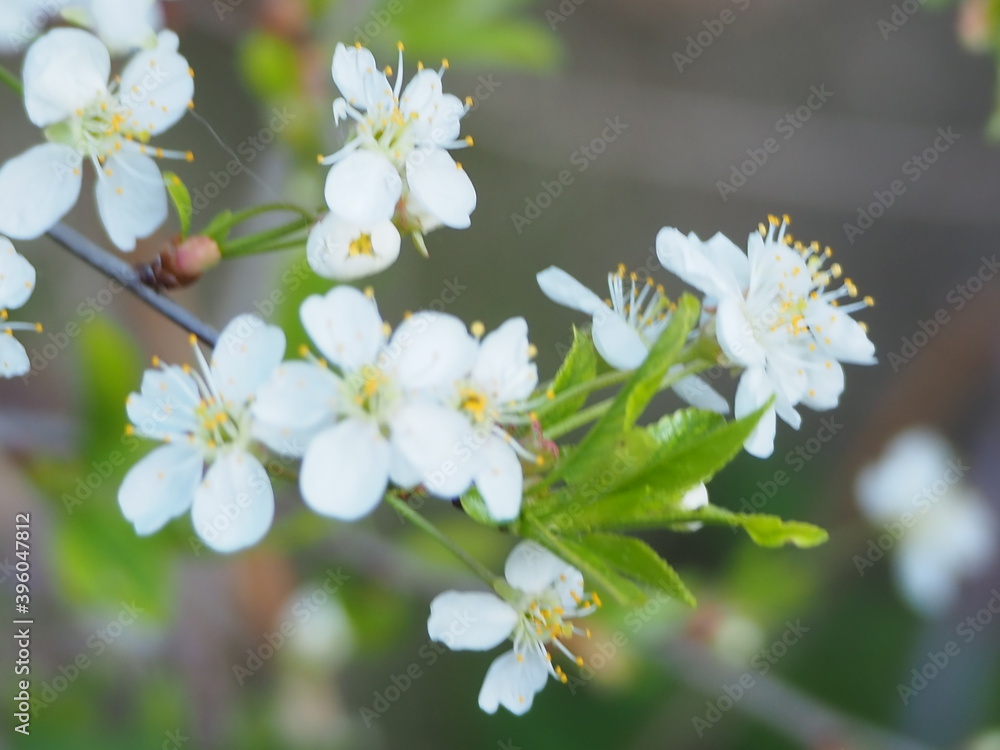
left=46, top=222, right=219, bottom=347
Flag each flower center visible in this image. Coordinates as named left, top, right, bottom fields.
left=606, top=265, right=672, bottom=345
left=458, top=386, right=491, bottom=423
left=343, top=363, right=399, bottom=424
left=349, top=233, right=375, bottom=257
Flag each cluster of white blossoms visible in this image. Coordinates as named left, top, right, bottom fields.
left=428, top=542, right=599, bottom=715
left=309, top=42, right=477, bottom=280
left=0, top=237, right=40, bottom=378
left=0, top=26, right=195, bottom=250
left=657, top=215, right=876, bottom=457
left=119, top=315, right=287, bottom=553
left=251, top=285, right=537, bottom=523
left=855, top=428, right=996, bottom=616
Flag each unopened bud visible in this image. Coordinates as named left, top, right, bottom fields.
left=137, top=235, right=221, bottom=291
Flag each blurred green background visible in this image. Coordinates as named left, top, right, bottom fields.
left=2, top=0, right=1000, bottom=748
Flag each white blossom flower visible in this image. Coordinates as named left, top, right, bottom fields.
left=118, top=314, right=285, bottom=553
left=440, top=317, right=538, bottom=522
left=305, top=212, right=400, bottom=281
left=319, top=42, right=476, bottom=251
left=252, top=285, right=478, bottom=521
left=657, top=216, right=875, bottom=457
left=65, top=0, right=171, bottom=55
left=855, top=427, right=996, bottom=616
left=536, top=264, right=729, bottom=414
left=0, top=28, right=194, bottom=251
left=427, top=541, right=599, bottom=715
left=0, top=237, right=40, bottom=378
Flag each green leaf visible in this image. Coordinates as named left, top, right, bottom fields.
left=237, top=31, right=300, bottom=101
left=548, top=294, right=700, bottom=485
left=637, top=504, right=828, bottom=548
left=540, top=327, right=597, bottom=428
left=201, top=209, right=234, bottom=243
left=581, top=533, right=696, bottom=607
left=163, top=172, right=192, bottom=239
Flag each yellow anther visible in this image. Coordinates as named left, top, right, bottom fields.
left=830, top=263, right=842, bottom=278
left=844, top=278, right=858, bottom=297
left=782, top=213, right=791, bottom=224
left=527, top=343, right=538, bottom=358
left=185, top=151, right=194, bottom=162
left=34, top=322, right=42, bottom=333
left=545, top=388, right=555, bottom=399
left=125, top=424, right=135, bottom=436
left=151, top=355, right=161, bottom=367
left=470, top=320, right=485, bottom=338
left=441, top=58, right=450, bottom=69
left=384, top=65, right=393, bottom=76
left=397, top=41, right=405, bottom=51
left=465, top=96, right=474, bottom=107
left=576, top=656, right=584, bottom=666
left=364, top=286, right=375, bottom=299
left=188, top=334, right=198, bottom=345
left=863, top=295, right=875, bottom=306
left=465, top=135, right=474, bottom=146
left=455, top=162, right=463, bottom=170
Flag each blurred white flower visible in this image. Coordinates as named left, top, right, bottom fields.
left=119, top=314, right=285, bottom=553
left=320, top=42, right=476, bottom=253
left=855, top=427, right=996, bottom=616
left=536, top=264, right=728, bottom=413
left=0, top=28, right=194, bottom=250
left=305, top=212, right=400, bottom=281
left=427, top=541, right=599, bottom=715
left=253, top=285, right=478, bottom=521
left=65, top=0, right=171, bottom=54
left=657, top=215, right=876, bottom=457
left=0, top=237, right=39, bottom=378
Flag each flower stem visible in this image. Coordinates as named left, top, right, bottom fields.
left=46, top=222, right=220, bottom=346
left=221, top=218, right=311, bottom=256
left=520, top=368, right=630, bottom=414
left=384, top=493, right=501, bottom=589
left=0, top=64, right=22, bottom=96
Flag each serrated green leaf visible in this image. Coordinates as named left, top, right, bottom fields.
left=548, top=294, right=699, bottom=485
left=648, top=504, right=829, bottom=548
left=581, top=533, right=696, bottom=607
left=540, top=327, right=597, bottom=428
left=163, top=172, right=192, bottom=238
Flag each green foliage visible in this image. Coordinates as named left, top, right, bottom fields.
left=539, top=326, right=597, bottom=428
left=163, top=172, right=192, bottom=239
left=237, top=31, right=300, bottom=102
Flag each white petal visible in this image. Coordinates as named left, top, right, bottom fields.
left=716, top=296, right=765, bottom=368
left=592, top=310, right=647, bottom=370
left=23, top=28, right=110, bottom=127
left=324, top=150, right=401, bottom=224
left=390, top=402, right=474, bottom=498
left=800, top=359, right=845, bottom=411
left=735, top=368, right=777, bottom=458
left=300, top=285, right=384, bottom=371
left=0, top=239, right=36, bottom=310
left=855, top=429, right=956, bottom=520
left=472, top=317, right=537, bottom=402
left=535, top=266, right=606, bottom=316
left=478, top=649, right=549, bottom=715
left=655, top=227, right=744, bottom=301
left=399, top=69, right=443, bottom=121
left=94, top=150, right=167, bottom=250
left=0, top=336, right=30, bottom=377
left=678, top=482, right=709, bottom=531
left=299, top=420, right=390, bottom=520
left=701, top=232, right=750, bottom=291
left=391, top=312, right=477, bottom=392
left=504, top=540, right=582, bottom=595
left=0, top=144, right=83, bottom=240
left=811, top=305, right=877, bottom=365
left=251, top=360, right=340, bottom=439
left=331, top=43, right=378, bottom=105
left=87, top=0, right=162, bottom=53
left=210, top=313, right=286, bottom=405
left=118, top=443, right=202, bottom=535
left=191, top=451, right=274, bottom=553
left=306, top=213, right=400, bottom=281
left=405, top=148, right=476, bottom=229
left=126, top=365, right=200, bottom=438
left=427, top=591, right=517, bottom=651
left=670, top=370, right=729, bottom=414
left=118, top=30, right=193, bottom=134
left=473, top=436, right=523, bottom=522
